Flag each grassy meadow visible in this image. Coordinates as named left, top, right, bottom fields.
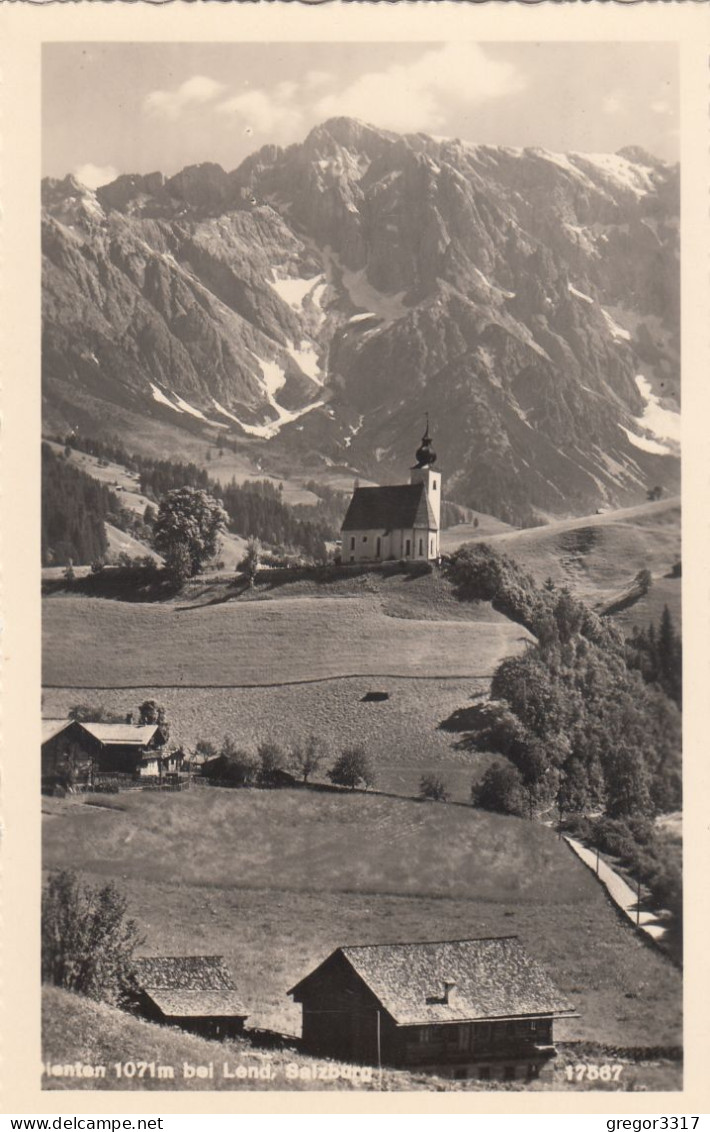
left=42, top=592, right=531, bottom=688
left=42, top=675, right=500, bottom=801
left=43, top=788, right=682, bottom=1058
left=443, top=498, right=681, bottom=627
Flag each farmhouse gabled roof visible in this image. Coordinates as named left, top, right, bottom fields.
left=80, top=722, right=163, bottom=746
left=290, top=937, right=575, bottom=1026
left=134, top=956, right=247, bottom=1019
left=42, top=718, right=77, bottom=744
left=341, top=483, right=437, bottom=533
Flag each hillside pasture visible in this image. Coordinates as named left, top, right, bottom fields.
left=43, top=788, right=682, bottom=1056
left=442, top=498, right=681, bottom=627
left=43, top=594, right=531, bottom=688
left=42, top=676, right=500, bottom=802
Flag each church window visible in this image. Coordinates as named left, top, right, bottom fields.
left=376, top=537, right=381, bottom=557
left=405, top=539, right=411, bottom=557
left=430, top=538, right=434, bottom=556
left=350, top=537, right=355, bottom=551
left=363, top=536, right=367, bottom=543
left=433, top=481, right=437, bottom=491
left=418, top=539, right=423, bottom=556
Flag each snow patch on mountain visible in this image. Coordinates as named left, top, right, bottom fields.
left=602, top=309, right=632, bottom=342
left=150, top=384, right=183, bottom=412
left=344, top=414, right=365, bottom=449
left=634, top=374, right=680, bottom=444
left=269, top=273, right=321, bottom=310
left=568, top=283, right=594, bottom=304
left=573, top=152, right=654, bottom=197
left=620, top=427, right=672, bottom=456
left=254, top=356, right=287, bottom=398
left=173, top=394, right=208, bottom=420
left=287, top=341, right=323, bottom=384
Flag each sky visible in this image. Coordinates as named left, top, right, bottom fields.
left=42, top=42, right=679, bottom=189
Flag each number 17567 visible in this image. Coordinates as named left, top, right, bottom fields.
left=565, top=1063, right=624, bottom=1082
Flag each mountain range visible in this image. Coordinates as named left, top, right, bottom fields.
left=42, top=117, right=680, bottom=524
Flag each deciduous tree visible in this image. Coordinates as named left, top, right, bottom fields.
left=153, top=487, right=227, bottom=582
left=42, top=871, right=141, bottom=1005
left=328, top=746, right=375, bottom=791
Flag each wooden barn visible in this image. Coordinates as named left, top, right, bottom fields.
left=80, top=721, right=170, bottom=778
left=289, top=936, right=577, bottom=1081
left=132, top=956, right=248, bottom=1041
left=41, top=718, right=95, bottom=793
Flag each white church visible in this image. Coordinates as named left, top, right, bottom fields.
left=340, top=420, right=441, bottom=564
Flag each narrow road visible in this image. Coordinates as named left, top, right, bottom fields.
left=563, top=835, right=668, bottom=941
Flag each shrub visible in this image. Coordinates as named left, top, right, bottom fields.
left=419, top=774, right=450, bottom=802
left=91, top=782, right=121, bottom=795
left=257, top=740, right=287, bottom=787
left=328, top=746, right=375, bottom=791
left=203, top=738, right=259, bottom=787
left=472, top=763, right=525, bottom=817
left=561, top=813, right=593, bottom=841
left=289, top=735, right=326, bottom=783
left=42, top=871, right=141, bottom=1005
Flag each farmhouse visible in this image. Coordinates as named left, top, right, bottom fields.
left=80, top=721, right=170, bottom=778
left=289, top=936, right=576, bottom=1081
left=132, top=956, right=248, bottom=1041
left=341, top=420, right=441, bottom=563
left=41, top=718, right=95, bottom=793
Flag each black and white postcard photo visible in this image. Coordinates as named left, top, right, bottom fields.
left=1, top=2, right=709, bottom=1117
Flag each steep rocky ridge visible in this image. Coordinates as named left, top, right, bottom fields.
left=42, top=118, right=680, bottom=523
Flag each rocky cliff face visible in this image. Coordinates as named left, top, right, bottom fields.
left=42, top=118, right=680, bottom=522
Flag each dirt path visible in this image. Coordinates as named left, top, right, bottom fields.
left=563, top=835, right=668, bottom=942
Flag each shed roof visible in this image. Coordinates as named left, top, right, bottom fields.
left=341, top=483, right=436, bottom=533
left=290, top=937, right=575, bottom=1026
left=134, top=956, right=247, bottom=1019
left=142, top=988, right=248, bottom=1019
left=80, top=722, right=162, bottom=746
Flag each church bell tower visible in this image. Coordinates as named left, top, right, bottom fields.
left=410, top=415, right=441, bottom=536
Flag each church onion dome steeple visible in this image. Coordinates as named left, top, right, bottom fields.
left=413, top=414, right=437, bottom=469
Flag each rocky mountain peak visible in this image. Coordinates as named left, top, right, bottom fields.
left=42, top=119, right=680, bottom=525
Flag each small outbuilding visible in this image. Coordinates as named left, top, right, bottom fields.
left=41, top=718, right=95, bottom=793
left=132, top=956, right=248, bottom=1041
left=289, top=936, right=576, bottom=1081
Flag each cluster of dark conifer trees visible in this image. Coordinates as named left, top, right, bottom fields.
left=51, top=435, right=335, bottom=560
left=41, top=443, right=116, bottom=566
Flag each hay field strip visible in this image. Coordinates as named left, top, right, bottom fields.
left=43, top=595, right=532, bottom=687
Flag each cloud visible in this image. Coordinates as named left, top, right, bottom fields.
left=313, top=43, right=524, bottom=133
left=602, top=93, right=623, bottom=116
left=304, top=70, right=334, bottom=91
left=651, top=100, right=672, bottom=116
left=74, top=163, right=118, bottom=190
left=144, top=75, right=226, bottom=121
left=216, top=88, right=304, bottom=137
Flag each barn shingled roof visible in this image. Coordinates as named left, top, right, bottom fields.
left=80, top=722, right=163, bottom=746
left=341, top=483, right=437, bottom=532
left=290, top=937, right=575, bottom=1026
left=134, top=956, right=247, bottom=1020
